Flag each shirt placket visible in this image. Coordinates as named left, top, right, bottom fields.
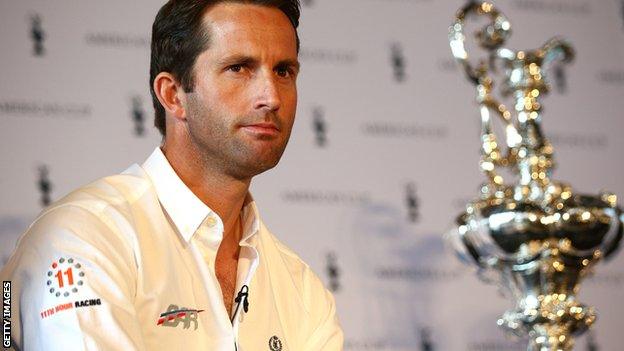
left=191, top=211, right=260, bottom=351
left=195, top=214, right=222, bottom=271
left=231, top=244, right=259, bottom=349
left=189, top=213, right=236, bottom=347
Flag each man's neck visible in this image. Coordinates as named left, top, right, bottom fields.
left=161, top=140, right=250, bottom=241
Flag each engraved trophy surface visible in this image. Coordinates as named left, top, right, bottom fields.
left=447, top=2, right=624, bottom=350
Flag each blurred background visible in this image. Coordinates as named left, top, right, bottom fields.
left=1, top=0, right=623, bottom=349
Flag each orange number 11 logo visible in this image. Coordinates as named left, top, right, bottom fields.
left=55, top=268, right=74, bottom=288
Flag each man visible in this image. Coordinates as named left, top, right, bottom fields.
left=0, top=1, right=343, bottom=350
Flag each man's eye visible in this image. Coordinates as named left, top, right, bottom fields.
left=228, top=64, right=243, bottom=73
left=276, top=67, right=292, bottom=78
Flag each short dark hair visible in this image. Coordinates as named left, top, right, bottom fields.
left=149, top=0, right=301, bottom=136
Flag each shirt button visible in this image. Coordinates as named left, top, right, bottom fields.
left=206, top=216, right=217, bottom=227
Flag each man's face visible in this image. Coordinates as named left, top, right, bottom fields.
left=184, top=3, right=299, bottom=180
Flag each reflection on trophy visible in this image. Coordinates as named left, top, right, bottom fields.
left=446, top=1, right=624, bottom=350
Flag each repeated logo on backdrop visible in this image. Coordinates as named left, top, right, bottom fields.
left=311, top=106, right=327, bottom=147
left=299, top=48, right=357, bottom=64
left=548, top=132, right=608, bottom=150
left=29, top=13, right=45, bottom=57
left=405, top=182, right=419, bottom=223
left=390, top=43, right=407, bottom=83
left=361, top=121, right=448, bottom=140
left=511, top=0, right=591, bottom=15
left=621, top=0, right=624, bottom=29
left=281, top=189, right=370, bottom=205
left=552, top=65, right=568, bottom=94
left=37, top=165, right=52, bottom=207
left=130, top=95, right=146, bottom=137
left=325, top=251, right=340, bottom=292
left=0, top=101, right=92, bottom=119
left=597, top=69, right=624, bottom=85
left=587, top=331, right=600, bottom=351
left=466, top=340, right=524, bottom=351
left=419, top=328, right=434, bottom=351
left=85, top=32, right=149, bottom=48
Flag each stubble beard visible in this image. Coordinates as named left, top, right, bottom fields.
left=186, top=98, right=291, bottom=181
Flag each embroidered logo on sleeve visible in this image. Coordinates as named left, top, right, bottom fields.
left=157, top=304, right=204, bottom=330
left=40, top=257, right=101, bottom=320
left=269, top=336, right=283, bottom=351
left=46, top=257, right=84, bottom=298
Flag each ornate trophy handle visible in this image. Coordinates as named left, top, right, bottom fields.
left=477, top=78, right=520, bottom=191
left=449, top=1, right=511, bottom=84
left=540, top=38, right=575, bottom=76
left=450, top=1, right=519, bottom=192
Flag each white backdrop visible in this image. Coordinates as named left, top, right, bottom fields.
left=1, top=0, right=623, bottom=350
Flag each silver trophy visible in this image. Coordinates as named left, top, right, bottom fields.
left=447, top=1, right=624, bottom=350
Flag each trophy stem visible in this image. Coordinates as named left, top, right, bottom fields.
left=527, top=326, right=574, bottom=351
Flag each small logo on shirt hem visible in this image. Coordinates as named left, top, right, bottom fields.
left=269, top=335, right=283, bottom=351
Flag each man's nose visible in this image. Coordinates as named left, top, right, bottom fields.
left=254, top=72, right=281, bottom=112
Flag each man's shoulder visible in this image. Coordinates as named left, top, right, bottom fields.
left=50, top=164, right=152, bottom=215
left=0, top=166, right=149, bottom=285
left=258, top=223, right=311, bottom=271
left=18, top=164, right=155, bottom=249
left=257, top=223, right=328, bottom=297
left=256, top=223, right=339, bottom=333
left=56, top=165, right=151, bottom=209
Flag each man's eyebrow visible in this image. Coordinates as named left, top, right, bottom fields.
left=276, top=59, right=300, bottom=71
left=216, top=55, right=258, bottom=67
left=216, top=55, right=300, bottom=71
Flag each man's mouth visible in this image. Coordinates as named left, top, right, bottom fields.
left=240, top=122, right=280, bottom=137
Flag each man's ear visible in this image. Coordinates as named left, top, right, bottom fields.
left=153, top=72, right=187, bottom=120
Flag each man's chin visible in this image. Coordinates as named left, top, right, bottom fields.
left=229, top=154, right=283, bottom=180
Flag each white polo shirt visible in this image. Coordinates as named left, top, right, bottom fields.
left=1, top=147, right=343, bottom=351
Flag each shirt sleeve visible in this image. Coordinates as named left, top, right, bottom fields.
left=0, top=204, right=147, bottom=351
left=302, top=267, right=344, bottom=351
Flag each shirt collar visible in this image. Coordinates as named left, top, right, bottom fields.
left=142, top=147, right=210, bottom=242
left=240, top=195, right=261, bottom=247
left=142, top=147, right=260, bottom=245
